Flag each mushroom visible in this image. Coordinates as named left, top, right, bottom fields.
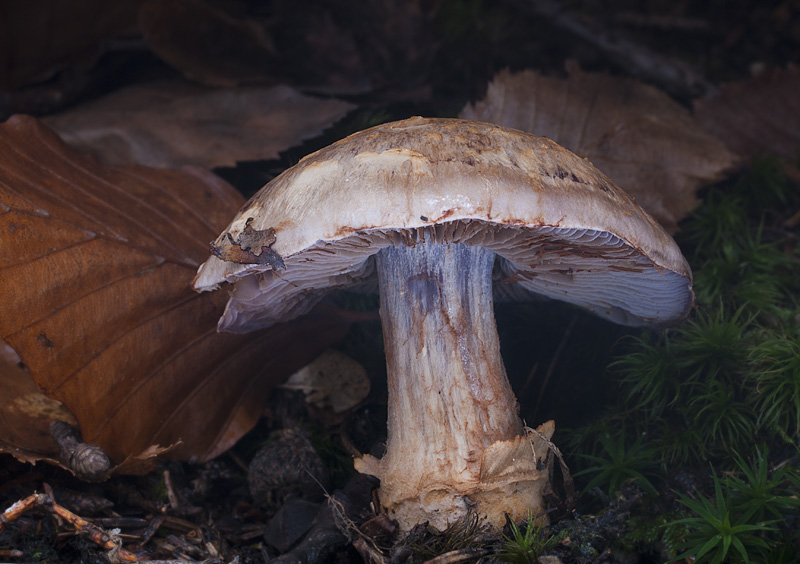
left=193, top=117, right=693, bottom=531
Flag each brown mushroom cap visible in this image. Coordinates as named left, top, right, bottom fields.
left=193, top=116, right=693, bottom=330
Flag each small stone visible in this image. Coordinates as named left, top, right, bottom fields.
left=264, top=497, right=321, bottom=552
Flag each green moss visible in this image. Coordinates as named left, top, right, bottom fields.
left=669, top=474, right=775, bottom=564
left=592, top=156, right=800, bottom=463
left=497, top=514, right=559, bottom=564
left=664, top=451, right=800, bottom=564
left=573, top=429, right=662, bottom=497
left=567, top=157, right=800, bottom=561
left=619, top=512, right=686, bottom=560
left=749, top=334, right=800, bottom=441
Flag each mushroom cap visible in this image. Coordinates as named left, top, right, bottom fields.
left=194, top=117, right=693, bottom=331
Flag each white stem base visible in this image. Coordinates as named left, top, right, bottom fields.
left=354, top=241, right=554, bottom=531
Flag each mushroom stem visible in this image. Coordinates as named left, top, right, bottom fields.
left=355, top=240, right=553, bottom=531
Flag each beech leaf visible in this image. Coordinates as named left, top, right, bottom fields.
left=281, top=349, right=370, bottom=415
left=0, top=115, right=352, bottom=472
left=0, top=350, right=174, bottom=477
left=694, top=65, right=800, bottom=162
left=0, top=1, right=142, bottom=91
left=460, top=65, right=738, bottom=233
left=139, top=0, right=278, bottom=88
left=0, top=347, right=75, bottom=466
left=42, top=80, right=355, bottom=169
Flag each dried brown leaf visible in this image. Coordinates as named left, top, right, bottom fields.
left=281, top=349, right=370, bottom=415
left=42, top=80, right=355, bottom=169
left=694, top=65, right=800, bottom=162
left=139, top=0, right=278, bottom=87
left=0, top=1, right=142, bottom=90
left=0, top=115, right=351, bottom=471
left=0, top=348, right=74, bottom=465
left=0, top=352, right=173, bottom=475
left=461, top=65, right=738, bottom=233
left=282, top=0, right=437, bottom=98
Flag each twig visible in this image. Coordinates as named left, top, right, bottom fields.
left=353, top=536, right=387, bottom=564
left=137, top=515, right=166, bottom=546
left=162, top=470, right=180, bottom=511
left=329, top=494, right=383, bottom=559
left=0, top=484, right=139, bottom=561
left=613, top=12, right=710, bottom=34
left=227, top=450, right=250, bottom=473
left=0, top=494, right=39, bottom=531
left=91, top=517, right=150, bottom=529
left=422, top=547, right=488, bottom=564
left=160, top=515, right=204, bottom=536
left=510, top=0, right=714, bottom=98
left=524, top=425, right=576, bottom=511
